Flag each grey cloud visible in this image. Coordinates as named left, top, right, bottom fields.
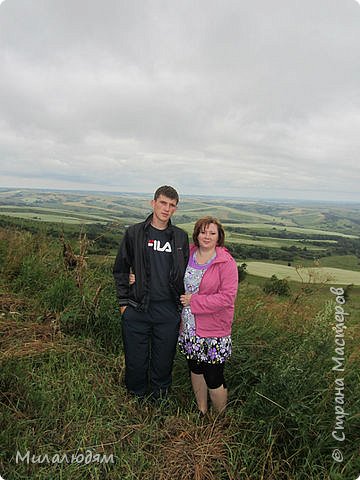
left=0, top=0, right=360, bottom=200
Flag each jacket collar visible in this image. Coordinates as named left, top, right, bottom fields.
left=144, top=213, right=173, bottom=230
left=189, top=244, right=228, bottom=263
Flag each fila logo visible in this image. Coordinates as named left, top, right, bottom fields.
left=148, top=240, right=172, bottom=252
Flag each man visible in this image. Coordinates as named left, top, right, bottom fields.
left=113, top=185, right=189, bottom=400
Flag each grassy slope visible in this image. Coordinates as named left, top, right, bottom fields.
left=1, top=226, right=359, bottom=479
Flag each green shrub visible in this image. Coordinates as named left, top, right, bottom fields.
left=237, top=262, right=247, bottom=282
left=263, top=274, right=291, bottom=296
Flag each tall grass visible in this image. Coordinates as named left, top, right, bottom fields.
left=1, top=226, right=359, bottom=479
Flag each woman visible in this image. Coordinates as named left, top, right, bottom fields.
left=178, top=216, right=238, bottom=414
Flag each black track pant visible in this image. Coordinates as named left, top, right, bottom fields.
left=121, top=301, right=180, bottom=398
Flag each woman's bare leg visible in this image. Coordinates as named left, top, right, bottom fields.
left=191, top=372, right=208, bottom=414
left=209, top=385, right=228, bottom=413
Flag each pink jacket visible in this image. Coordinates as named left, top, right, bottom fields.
left=188, top=244, right=238, bottom=337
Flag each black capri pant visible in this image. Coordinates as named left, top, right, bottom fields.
left=187, top=359, right=227, bottom=389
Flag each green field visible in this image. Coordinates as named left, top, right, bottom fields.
left=226, top=232, right=328, bottom=250
left=179, top=204, right=292, bottom=224
left=0, top=211, right=108, bottom=224
left=245, top=261, right=360, bottom=285
left=221, top=223, right=358, bottom=239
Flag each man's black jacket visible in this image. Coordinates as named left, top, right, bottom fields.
left=113, top=214, right=189, bottom=312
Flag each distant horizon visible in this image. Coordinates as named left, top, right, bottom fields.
left=1, top=185, right=360, bottom=206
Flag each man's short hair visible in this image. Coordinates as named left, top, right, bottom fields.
left=192, top=216, right=225, bottom=247
left=154, top=185, right=179, bottom=204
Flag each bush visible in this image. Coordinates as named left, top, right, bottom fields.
left=237, top=262, right=247, bottom=282
left=263, top=274, right=291, bottom=296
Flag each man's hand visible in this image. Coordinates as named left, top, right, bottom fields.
left=120, top=273, right=135, bottom=315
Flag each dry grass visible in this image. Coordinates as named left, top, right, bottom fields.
left=0, top=291, right=29, bottom=314
left=156, top=416, right=230, bottom=480
left=0, top=313, right=64, bottom=361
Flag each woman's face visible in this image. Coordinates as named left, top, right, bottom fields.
left=197, top=223, right=219, bottom=250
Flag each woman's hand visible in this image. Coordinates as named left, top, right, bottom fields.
left=180, top=293, right=192, bottom=307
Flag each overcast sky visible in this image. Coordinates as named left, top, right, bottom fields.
left=1, top=0, right=360, bottom=201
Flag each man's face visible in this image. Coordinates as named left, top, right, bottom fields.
left=151, top=194, right=178, bottom=225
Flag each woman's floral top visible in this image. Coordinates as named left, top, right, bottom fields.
left=178, top=251, right=232, bottom=364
